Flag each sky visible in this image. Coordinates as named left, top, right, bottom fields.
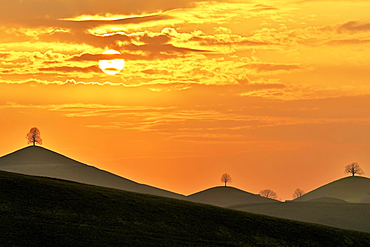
left=1, top=0, right=370, bottom=200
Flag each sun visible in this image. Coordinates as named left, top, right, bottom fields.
left=98, top=50, right=125, bottom=75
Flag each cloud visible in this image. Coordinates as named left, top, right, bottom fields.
left=325, top=39, right=370, bottom=46
left=250, top=4, right=279, bottom=12
left=69, top=48, right=204, bottom=62
left=44, top=28, right=212, bottom=60
left=0, top=0, right=199, bottom=24
left=69, top=52, right=128, bottom=62
left=0, top=77, right=125, bottom=86
left=238, top=63, right=303, bottom=75
left=0, top=50, right=69, bottom=67
left=1, top=1, right=277, bottom=58
left=2, top=0, right=370, bottom=102
left=337, top=21, right=370, bottom=33
left=63, top=14, right=169, bottom=28
left=6, top=102, right=176, bottom=119
left=141, top=69, right=169, bottom=75
left=66, top=33, right=210, bottom=61
left=123, top=43, right=209, bottom=58
left=240, top=63, right=302, bottom=72
left=40, top=95, right=370, bottom=143
left=3, top=91, right=370, bottom=120
left=0, top=1, right=208, bottom=52
left=186, top=30, right=273, bottom=47
left=39, top=65, right=101, bottom=73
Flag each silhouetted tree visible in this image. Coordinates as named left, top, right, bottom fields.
left=293, top=188, right=305, bottom=199
left=221, top=173, right=232, bottom=186
left=27, top=127, right=42, bottom=146
left=260, top=189, right=278, bottom=199
left=345, top=162, right=364, bottom=176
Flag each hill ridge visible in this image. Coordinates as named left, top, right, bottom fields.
left=188, top=185, right=279, bottom=207
left=0, top=145, right=184, bottom=199
left=1, top=146, right=85, bottom=163
left=294, top=176, right=370, bottom=203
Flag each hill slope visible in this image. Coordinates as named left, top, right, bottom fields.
left=231, top=202, right=370, bottom=233
left=294, top=176, right=370, bottom=203
left=187, top=186, right=279, bottom=207
left=1, top=170, right=370, bottom=246
left=0, top=146, right=183, bottom=199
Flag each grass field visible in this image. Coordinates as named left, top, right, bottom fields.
left=1, top=170, right=370, bottom=246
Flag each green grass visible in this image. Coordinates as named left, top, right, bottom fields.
left=1, top=170, right=370, bottom=246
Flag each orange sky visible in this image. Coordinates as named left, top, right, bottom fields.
left=1, top=0, right=370, bottom=200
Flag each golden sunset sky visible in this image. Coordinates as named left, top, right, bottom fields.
left=1, top=0, right=370, bottom=200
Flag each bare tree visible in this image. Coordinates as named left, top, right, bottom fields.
left=221, top=173, right=232, bottom=187
left=293, top=188, right=304, bottom=199
left=26, top=127, right=42, bottom=146
left=345, top=162, right=364, bottom=176
left=260, top=189, right=278, bottom=199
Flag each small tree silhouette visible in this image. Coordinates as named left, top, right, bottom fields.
left=293, top=188, right=304, bottom=199
left=260, top=189, right=278, bottom=199
left=345, top=162, right=364, bottom=176
left=26, top=127, right=42, bottom=146
left=221, top=173, right=232, bottom=187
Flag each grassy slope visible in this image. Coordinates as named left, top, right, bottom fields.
left=1, top=171, right=370, bottom=247
left=0, top=146, right=184, bottom=200
left=294, top=176, right=370, bottom=203
left=187, top=186, right=279, bottom=207
left=231, top=202, right=370, bottom=233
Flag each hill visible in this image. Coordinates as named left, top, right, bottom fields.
left=306, top=197, right=349, bottom=203
left=187, top=186, right=279, bottom=207
left=231, top=201, right=370, bottom=233
left=230, top=177, right=370, bottom=233
left=1, top=170, right=370, bottom=246
left=0, top=146, right=183, bottom=199
left=293, top=176, right=370, bottom=203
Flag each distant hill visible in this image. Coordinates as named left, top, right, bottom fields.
left=0, top=146, right=184, bottom=200
left=306, top=197, right=349, bottom=203
left=230, top=176, right=370, bottom=233
left=1, top=170, right=370, bottom=246
left=293, top=176, right=370, bottom=203
left=231, top=201, right=370, bottom=233
left=187, top=186, right=279, bottom=207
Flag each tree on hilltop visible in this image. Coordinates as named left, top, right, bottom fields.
left=345, top=162, right=364, bottom=176
left=27, top=127, right=42, bottom=146
left=221, top=173, right=232, bottom=187
left=260, top=189, right=278, bottom=199
left=293, top=188, right=305, bottom=199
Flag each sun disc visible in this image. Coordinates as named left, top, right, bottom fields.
left=98, top=50, right=125, bottom=75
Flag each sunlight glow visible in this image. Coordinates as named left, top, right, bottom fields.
left=98, top=50, right=125, bottom=75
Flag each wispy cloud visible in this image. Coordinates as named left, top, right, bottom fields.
left=39, top=65, right=101, bottom=73
left=239, top=63, right=303, bottom=73
left=337, top=21, right=370, bottom=33
left=325, top=39, right=370, bottom=46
